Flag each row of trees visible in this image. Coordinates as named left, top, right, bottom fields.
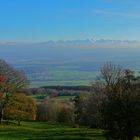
left=37, top=97, right=74, bottom=123
left=75, top=63, right=140, bottom=140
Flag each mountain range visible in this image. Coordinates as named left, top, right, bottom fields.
left=0, top=39, right=139, bottom=48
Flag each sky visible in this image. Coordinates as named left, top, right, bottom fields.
left=0, top=0, right=140, bottom=42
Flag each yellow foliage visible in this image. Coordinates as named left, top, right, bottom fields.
left=4, top=94, right=37, bottom=121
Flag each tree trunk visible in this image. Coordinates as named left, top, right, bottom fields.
left=0, top=109, right=3, bottom=124
left=18, top=119, right=21, bottom=126
left=0, top=115, right=2, bottom=124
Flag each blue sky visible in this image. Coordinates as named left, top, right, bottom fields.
left=0, top=0, right=140, bottom=42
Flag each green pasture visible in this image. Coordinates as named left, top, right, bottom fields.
left=0, top=121, right=105, bottom=140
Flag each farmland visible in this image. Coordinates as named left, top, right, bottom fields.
left=1, top=45, right=140, bottom=87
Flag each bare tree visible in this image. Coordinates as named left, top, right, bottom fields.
left=100, top=62, right=124, bottom=93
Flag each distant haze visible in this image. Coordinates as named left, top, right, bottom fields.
left=0, top=39, right=140, bottom=87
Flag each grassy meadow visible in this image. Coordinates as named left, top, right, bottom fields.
left=0, top=121, right=105, bottom=140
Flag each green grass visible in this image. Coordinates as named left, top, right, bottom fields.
left=30, top=94, right=48, bottom=100
left=30, top=80, right=92, bottom=87
left=0, top=121, right=105, bottom=140
left=29, top=95, right=75, bottom=102
left=52, top=96, right=75, bottom=101
left=28, top=66, right=99, bottom=87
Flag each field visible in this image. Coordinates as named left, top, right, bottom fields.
left=52, top=96, right=75, bottom=101
left=1, top=46, right=140, bottom=87
left=0, top=121, right=105, bottom=140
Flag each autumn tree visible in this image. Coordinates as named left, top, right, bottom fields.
left=4, top=94, right=36, bottom=125
left=0, top=59, right=27, bottom=124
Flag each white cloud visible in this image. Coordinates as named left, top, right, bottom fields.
left=93, top=9, right=140, bottom=19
